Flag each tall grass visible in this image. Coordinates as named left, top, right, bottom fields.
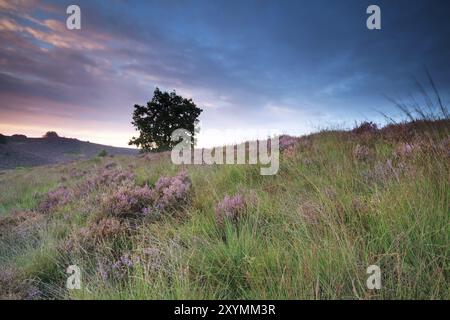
left=1, top=110, right=449, bottom=299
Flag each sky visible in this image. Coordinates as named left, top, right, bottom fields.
left=1, top=0, right=449, bottom=148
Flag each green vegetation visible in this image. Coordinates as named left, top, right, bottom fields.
left=97, top=149, right=108, bottom=157
left=129, top=88, right=203, bottom=151
left=0, top=119, right=449, bottom=300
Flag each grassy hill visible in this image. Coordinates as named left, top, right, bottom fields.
left=0, top=135, right=138, bottom=170
left=0, top=119, right=449, bottom=299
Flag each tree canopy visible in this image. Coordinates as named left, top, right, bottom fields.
left=129, top=88, right=203, bottom=151
left=43, top=131, right=59, bottom=138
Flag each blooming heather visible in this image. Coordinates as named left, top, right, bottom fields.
left=103, top=185, right=154, bottom=218
left=279, top=135, right=299, bottom=151
left=110, top=253, right=140, bottom=279
left=98, top=261, right=111, bottom=282
left=361, top=159, right=412, bottom=185
left=141, top=206, right=152, bottom=216
left=78, top=168, right=135, bottom=196
left=153, top=171, right=192, bottom=212
left=215, top=194, right=246, bottom=225
left=95, top=168, right=135, bottom=187
left=37, top=186, right=72, bottom=214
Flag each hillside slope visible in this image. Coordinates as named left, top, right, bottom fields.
left=0, top=119, right=449, bottom=300
left=0, top=135, right=138, bottom=169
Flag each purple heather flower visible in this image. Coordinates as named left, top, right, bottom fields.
left=98, top=263, right=110, bottom=282
left=215, top=194, right=246, bottom=225
left=154, top=171, right=191, bottom=211
left=38, top=186, right=72, bottom=213
left=141, top=207, right=151, bottom=216
left=105, top=185, right=154, bottom=217
left=25, top=286, right=42, bottom=300
left=279, top=135, right=299, bottom=151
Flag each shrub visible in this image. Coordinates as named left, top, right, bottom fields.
left=98, top=149, right=108, bottom=157
left=67, top=167, right=89, bottom=179
left=102, top=185, right=154, bottom=218
left=0, top=210, right=45, bottom=241
left=97, top=253, right=141, bottom=281
left=0, top=210, right=33, bottom=231
left=0, top=267, right=41, bottom=300
left=43, top=131, right=59, bottom=138
left=153, top=171, right=192, bottom=212
left=37, top=186, right=72, bottom=214
left=64, top=218, right=126, bottom=253
left=83, top=218, right=125, bottom=240
left=215, top=194, right=246, bottom=225
left=381, top=122, right=416, bottom=142
left=111, top=253, right=140, bottom=278
left=352, top=121, right=378, bottom=135
left=99, top=171, right=191, bottom=219
left=361, top=159, right=411, bottom=185
left=279, top=135, right=299, bottom=151
left=87, top=169, right=135, bottom=190
left=98, top=169, right=135, bottom=185
left=11, top=134, right=27, bottom=140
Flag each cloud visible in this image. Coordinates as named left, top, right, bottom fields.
left=1, top=0, right=449, bottom=147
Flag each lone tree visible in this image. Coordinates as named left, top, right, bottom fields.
left=129, top=88, right=203, bottom=151
left=43, top=131, right=59, bottom=138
